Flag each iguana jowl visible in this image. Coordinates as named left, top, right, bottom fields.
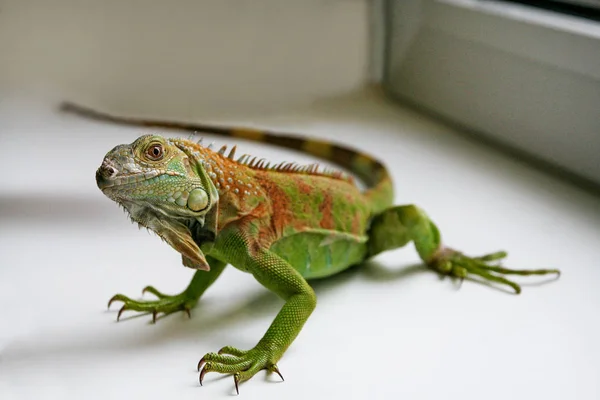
left=62, top=102, right=559, bottom=393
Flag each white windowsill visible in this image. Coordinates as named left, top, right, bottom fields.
left=1, top=91, right=599, bottom=399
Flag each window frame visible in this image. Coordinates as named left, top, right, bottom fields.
left=377, top=0, right=600, bottom=185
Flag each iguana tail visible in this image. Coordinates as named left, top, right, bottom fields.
left=60, top=101, right=394, bottom=214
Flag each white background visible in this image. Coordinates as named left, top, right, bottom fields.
left=1, top=1, right=600, bottom=400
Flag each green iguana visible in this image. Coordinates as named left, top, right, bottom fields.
left=61, top=102, right=559, bottom=394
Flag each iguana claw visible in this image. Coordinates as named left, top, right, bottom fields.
left=198, top=363, right=208, bottom=385
left=197, top=347, right=284, bottom=394
left=234, top=373, right=240, bottom=395
left=269, top=365, right=285, bottom=381
left=117, top=305, right=128, bottom=321
left=107, top=287, right=198, bottom=322
left=428, top=247, right=560, bottom=294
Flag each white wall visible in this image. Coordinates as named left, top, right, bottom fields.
left=0, top=0, right=370, bottom=118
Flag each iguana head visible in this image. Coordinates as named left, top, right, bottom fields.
left=96, top=134, right=213, bottom=215
left=96, top=134, right=219, bottom=270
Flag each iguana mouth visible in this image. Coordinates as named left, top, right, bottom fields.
left=96, top=170, right=163, bottom=190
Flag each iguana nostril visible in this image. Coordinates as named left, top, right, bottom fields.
left=100, top=163, right=118, bottom=179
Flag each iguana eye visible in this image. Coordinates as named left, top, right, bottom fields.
left=146, top=144, right=164, bottom=160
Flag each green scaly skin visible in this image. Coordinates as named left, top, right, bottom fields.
left=62, top=102, right=560, bottom=394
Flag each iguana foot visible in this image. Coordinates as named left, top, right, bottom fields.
left=107, top=286, right=198, bottom=323
left=197, top=346, right=284, bottom=394
left=428, top=247, right=560, bottom=294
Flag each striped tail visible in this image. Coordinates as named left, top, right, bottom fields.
left=60, top=101, right=394, bottom=214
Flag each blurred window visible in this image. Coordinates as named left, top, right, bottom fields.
left=379, top=0, right=600, bottom=185
left=500, top=0, right=600, bottom=21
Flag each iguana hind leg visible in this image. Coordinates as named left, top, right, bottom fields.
left=367, top=204, right=560, bottom=294
left=108, top=256, right=226, bottom=322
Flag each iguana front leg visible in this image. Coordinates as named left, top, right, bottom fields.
left=198, top=228, right=316, bottom=393
left=108, top=256, right=226, bottom=322
left=368, top=205, right=560, bottom=293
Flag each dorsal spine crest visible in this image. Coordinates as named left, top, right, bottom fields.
left=175, top=138, right=355, bottom=185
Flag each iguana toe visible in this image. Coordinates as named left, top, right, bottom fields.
left=218, top=346, right=248, bottom=357
left=141, top=285, right=169, bottom=299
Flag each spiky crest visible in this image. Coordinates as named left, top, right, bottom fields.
left=186, top=139, right=354, bottom=184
